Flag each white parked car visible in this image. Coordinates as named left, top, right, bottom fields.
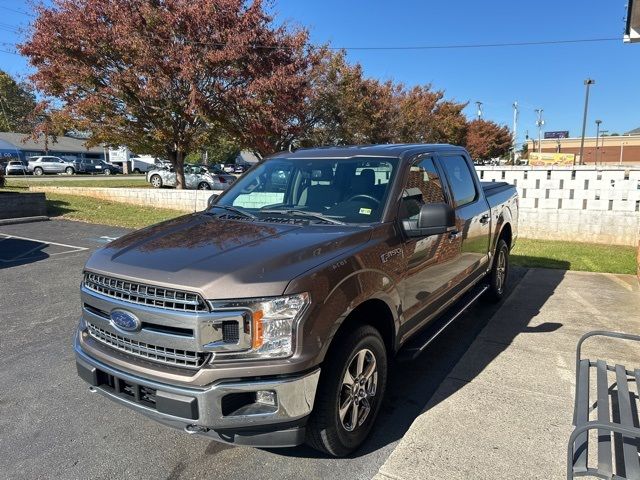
left=146, top=164, right=235, bottom=190
left=4, top=160, right=29, bottom=175
left=27, top=156, right=77, bottom=175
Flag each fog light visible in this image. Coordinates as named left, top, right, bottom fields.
left=255, top=390, right=277, bottom=406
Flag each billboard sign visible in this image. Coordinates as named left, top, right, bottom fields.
left=528, top=152, right=575, bottom=166
left=544, top=131, right=569, bottom=139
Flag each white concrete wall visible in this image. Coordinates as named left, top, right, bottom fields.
left=477, top=166, right=640, bottom=245
left=30, top=186, right=222, bottom=212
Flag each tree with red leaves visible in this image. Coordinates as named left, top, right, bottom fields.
left=20, top=0, right=311, bottom=188
left=465, top=119, right=513, bottom=160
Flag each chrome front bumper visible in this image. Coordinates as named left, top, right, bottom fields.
left=74, top=333, right=320, bottom=447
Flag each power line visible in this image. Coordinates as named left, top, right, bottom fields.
left=0, top=5, right=34, bottom=18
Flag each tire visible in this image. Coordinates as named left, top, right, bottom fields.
left=150, top=175, right=162, bottom=188
left=34, top=167, right=44, bottom=176
left=306, top=325, right=387, bottom=457
left=65, top=167, right=75, bottom=175
left=197, top=182, right=211, bottom=190
left=103, top=168, right=112, bottom=175
left=485, top=238, right=510, bottom=302
left=133, top=168, right=141, bottom=174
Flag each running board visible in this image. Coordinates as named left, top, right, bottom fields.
left=397, top=283, right=489, bottom=362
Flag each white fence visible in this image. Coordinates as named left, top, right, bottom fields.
left=477, top=166, right=640, bottom=246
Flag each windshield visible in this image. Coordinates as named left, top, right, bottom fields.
left=214, top=156, right=398, bottom=224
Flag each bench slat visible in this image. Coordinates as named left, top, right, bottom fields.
left=574, top=359, right=590, bottom=473
left=597, top=360, right=613, bottom=477
left=615, top=364, right=640, bottom=479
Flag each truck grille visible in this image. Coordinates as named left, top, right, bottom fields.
left=84, top=273, right=208, bottom=312
left=87, top=323, right=209, bottom=369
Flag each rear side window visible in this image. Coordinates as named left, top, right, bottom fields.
left=440, top=156, right=477, bottom=207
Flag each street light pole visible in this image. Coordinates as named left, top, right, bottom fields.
left=578, top=78, right=595, bottom=165
left=512, top=101, right=518, bottom=164
left=595, top=119, right=602, bottom=165
left=475, top=101, right=483, bottom=119
left=534, top=109, right=544, bottom=153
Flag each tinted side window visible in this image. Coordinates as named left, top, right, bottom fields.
left=440, top=156, right=477, bottom=207
left=400, top=157, right=446, bottom=220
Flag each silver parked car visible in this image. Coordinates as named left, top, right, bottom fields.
left=27, top=155, right=77, bottom=175
left=4, top=160, right=29, bottom=175
left=146, top=164, right=235, bottom=190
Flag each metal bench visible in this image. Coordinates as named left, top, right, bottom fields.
left=568, top=331, right=640, bottom=480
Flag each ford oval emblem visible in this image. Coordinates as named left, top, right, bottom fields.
left=110, top=309, right=141, bottom=332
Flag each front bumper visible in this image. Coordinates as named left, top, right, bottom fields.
left=74, top=335, right=320, bottom=447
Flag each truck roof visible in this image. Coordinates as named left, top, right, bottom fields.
left=271, top=143, right=468, bottom=160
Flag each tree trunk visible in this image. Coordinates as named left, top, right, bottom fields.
left=167, top=149, right=186, bottom=189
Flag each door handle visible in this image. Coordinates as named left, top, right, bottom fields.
left=448, top=230, right=462, bottom=241
left=479, top=214, right=490, bottom=224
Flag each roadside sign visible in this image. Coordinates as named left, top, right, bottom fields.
left=544, top=131, right=569, bottom=139
left=529, top=152, right=575, bottom=165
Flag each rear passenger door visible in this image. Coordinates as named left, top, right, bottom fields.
left=436, top=153, right=491, bottom=290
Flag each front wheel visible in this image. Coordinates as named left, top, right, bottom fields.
left=65, top=167, right=75, bottom=175
left=103, top=168, right=112, bottom=175
left=197, top=182, right=211, bottom=190
left=306, top=325, right=387, bottom=457
left=150, top=175, right=162, bottom=188
left=485, top=238, right=510, bottom=302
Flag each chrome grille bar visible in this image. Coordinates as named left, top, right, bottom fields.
left=87, top=323, right=208, bottom=369
left=84, top=273, right=207, bottom=312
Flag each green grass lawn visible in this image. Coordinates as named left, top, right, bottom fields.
left=45, top=192, right=182, bottom=228
left=511, top=238, right=637, bottom=275
left=6, top=178, right=150, bottom=189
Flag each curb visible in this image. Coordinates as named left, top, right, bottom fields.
left=0, top=216, right=50, bottom=226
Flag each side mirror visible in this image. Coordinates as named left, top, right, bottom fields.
left=206, top=194, right=218, bottom=209
left=402, top=202, right=455, bottom=237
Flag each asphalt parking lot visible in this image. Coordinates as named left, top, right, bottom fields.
left=0, top=219, right=526, bottom=480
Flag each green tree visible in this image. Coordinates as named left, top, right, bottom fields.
left=0, top=70, right=37, bottom=133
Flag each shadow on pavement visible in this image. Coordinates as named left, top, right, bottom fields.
left=264, top=259, right=568, bottom=459
left=0, top=237, right=50, bottom=269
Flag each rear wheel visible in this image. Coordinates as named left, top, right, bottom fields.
left=485, top=238, right=509, bottom=302
left=34, top=167, right=44, bottom=176
left=150, top=175, right=162, bottom=188
left=306, top=325, right=387, bottom=457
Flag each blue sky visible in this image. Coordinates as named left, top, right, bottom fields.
left=1, top=0, right=638, bottom=144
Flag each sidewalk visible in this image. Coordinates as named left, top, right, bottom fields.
left=375, top=268, right=640, bottom=480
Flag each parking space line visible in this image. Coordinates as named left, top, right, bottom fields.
left=0, top=233, right=89, bottom=251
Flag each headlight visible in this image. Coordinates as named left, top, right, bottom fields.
left=209, top=293, right=310, bottom=359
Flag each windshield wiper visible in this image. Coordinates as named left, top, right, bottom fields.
left=260, top=209, right=345, bottom=225
left=208, top=205, right=257, bottom=220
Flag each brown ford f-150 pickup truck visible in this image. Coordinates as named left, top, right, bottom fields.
left=75, top=144, right=518, bottom=456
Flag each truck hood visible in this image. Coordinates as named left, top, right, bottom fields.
left=85, top=213, right=372, bottom=299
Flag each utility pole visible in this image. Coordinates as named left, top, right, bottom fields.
left=594, top=119, right=602, bottom=165
left=475, top=101, right=483, bottom=119
left=599, top=130, right=609, bottom=165
left=578, top=78, right=595, bottom=165
left=512, top=102, right=519, bottom=164
left=534, top=109, right=544, bottom=154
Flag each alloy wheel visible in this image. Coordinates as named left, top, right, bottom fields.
left=338, top=348, right=378, bottom=432
left=495, top=248, right=506, bottom=294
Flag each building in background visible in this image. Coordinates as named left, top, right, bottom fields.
left=0, top=131, right=106, bottom=162
left=526, top=132, right=640, bottom=165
